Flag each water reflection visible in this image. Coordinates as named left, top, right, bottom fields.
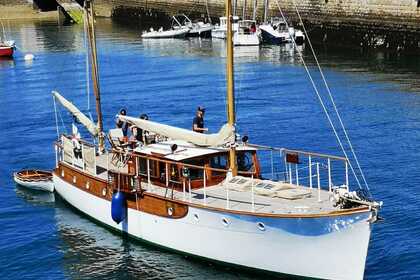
left=0, top=57, right=15, bottom=69
left=141, top=36, right=306, bottom=66
left=15, top=185, right=56, bottom=206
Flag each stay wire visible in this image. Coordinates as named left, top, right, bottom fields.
left=274, top=0, right=364, bottom=191
left=84, top=7, right=91, bottom=114
left=53, top=96, right=60, bottom=140
left=291, top=0, right=371, bottom=194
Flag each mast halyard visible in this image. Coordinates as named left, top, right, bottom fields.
left=85, top=0, right=105, bottom=152
left=226, top=0, right=238, bottom=176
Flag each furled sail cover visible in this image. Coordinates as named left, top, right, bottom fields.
left=53, top=91, right=99, bottom=137
left=118, top=115, right=235, bottom=147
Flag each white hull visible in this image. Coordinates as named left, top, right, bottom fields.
left=211, top=29, right=227, bottom=39
left=14, top=176, right=54, bottom=192
left=141, top=28, right=190, bottom=39
left=233, top=33, right=260, bottom=46
left=54, top=174, right=372, bottom=280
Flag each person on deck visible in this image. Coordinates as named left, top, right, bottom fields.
left=131, top=113, right=149, bottom=143
left=116, top=108, right=129, bottom=138
left=250, top=23, right=257, bottom=33
left=71, top=123, right=82, bottom=159
left=192, top=106, right=208, bottom=133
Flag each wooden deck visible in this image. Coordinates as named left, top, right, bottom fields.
left=143, top=179, right=337, bottom=215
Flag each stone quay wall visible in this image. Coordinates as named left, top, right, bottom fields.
left=95, top=0, right=420, bottom=51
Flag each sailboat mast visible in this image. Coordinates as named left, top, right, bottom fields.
left=85, top=0, right=104, bottom=152
left=226, top=0, right=238, bottom=176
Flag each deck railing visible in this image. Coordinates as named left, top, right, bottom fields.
left=56, top=136, right=351, bottom=211
left=247, top=144, right=350, bottom=193
left=55, top=136, right=97, bottom=176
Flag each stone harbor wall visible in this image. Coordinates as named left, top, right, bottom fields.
left=94, top=0, right=420, bottom=51
left=0, top=0, right=31, bottom=5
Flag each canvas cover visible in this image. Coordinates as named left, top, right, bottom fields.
left=53, top=91, right=99, bottom=137
left=62, top=135, right=73, bottom=164
left=118, top=115, right=235, bottom=147
left=83, top=145, right=96, bottom=175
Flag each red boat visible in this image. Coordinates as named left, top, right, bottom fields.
left=0, top=44, right=14, bottom=57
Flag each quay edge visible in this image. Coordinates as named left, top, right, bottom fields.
left=97, top=0, right=420, bottom=52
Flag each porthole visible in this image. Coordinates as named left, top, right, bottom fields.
left=102, top=188, right=107, bottom=196
left=222, top=217, right=229, bottom=227
left=193, top=213, right=199, bottom=222
left=73, top=176, right=77, bottom=183
left=61, top=170, right=64, bottom=177
left=167, top=207, right=174, bottom=216
left=257, top=222, right=266, bottom=231
left=85, top=182, right=90, bottom=190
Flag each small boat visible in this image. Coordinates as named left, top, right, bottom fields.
left=211, top=16, right=239, bottom=39
left=177, top=14, right=213, bottom=38
left=0, top=44, right=13, bottom=57
left=1, top=21, right=15, bottom=57
left=233, top=20, right=260, bottom=46
left=13, top=170, right=55, bottom=192
left=186, top=21, right=213, bottom=38
left=141, top=16, right=190, bottom=39
left=288, top=27, right=305, bottom=45
left=259, top=18, right=291, bottom=45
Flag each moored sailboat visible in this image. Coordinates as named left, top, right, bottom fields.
left=51, top=1, right=381, bottom=280
left=0, top=21, right=15, bottom=57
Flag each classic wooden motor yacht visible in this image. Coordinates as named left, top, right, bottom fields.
left=51, top=1, right=381, bottom=279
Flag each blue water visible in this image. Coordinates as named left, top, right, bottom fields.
left=1, top=19, right=420, bottom=279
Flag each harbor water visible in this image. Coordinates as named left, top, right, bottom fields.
left=1, top=19, right=420, bottom=279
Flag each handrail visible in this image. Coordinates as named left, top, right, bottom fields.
left=246, top=143, right=347, bottom=162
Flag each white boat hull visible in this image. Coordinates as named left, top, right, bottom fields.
left=233, top=33, right=260, bottom=46
left=141, top=28, right=190, bottom=39
left=211, top=29, right=227, bottom=39
left=54, top=174, right=372, bottom=280
left=14, top=176, right=54, bottom=192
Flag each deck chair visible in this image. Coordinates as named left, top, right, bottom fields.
left=108, top=128, right=131, bottom=166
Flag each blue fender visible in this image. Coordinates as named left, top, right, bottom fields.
left=111, top=192, right=127, bottom=224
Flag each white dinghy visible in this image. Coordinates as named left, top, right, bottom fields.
left=13, top=170, right=54, bottom=192
left=141, top=16, right=190, bottom=39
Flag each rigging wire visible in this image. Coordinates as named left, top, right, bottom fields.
left=57, top=103, right=68, bottom=136
left=84, top=8, right=91, bottom=114
left=53, top=96, right=60, bottom=140
left=291, top=0, right=371, bottom=193
left=274, top=0, right=366, bottom=193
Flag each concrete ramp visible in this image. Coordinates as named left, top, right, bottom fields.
left=56, top=0, right=83, bottom=24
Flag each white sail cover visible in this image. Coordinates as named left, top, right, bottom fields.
left=118, top=115, right=235, bottom=147
left=53, top=91, right=99, bottom=137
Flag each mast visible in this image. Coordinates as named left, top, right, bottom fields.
left=226, top=0, right=238, bottom=176
left=263, top=0, right=269, bottom=23
left=252, top=0, right=257, bottom=21
left=85, top=0, right=105, bottom=152
left=242, top=0, right=247, bottom=20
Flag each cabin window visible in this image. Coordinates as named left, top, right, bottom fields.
left=138, top=158, right=158, bottom=178
left=211, top=155, right=228, bottom=169
left=183, top=159, right=204, bottom=180
left=237, top=152, right=255, bottom=172
left=138, top=158, right=147, bottom=175
left=210, top=154, right=228, bottom=176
